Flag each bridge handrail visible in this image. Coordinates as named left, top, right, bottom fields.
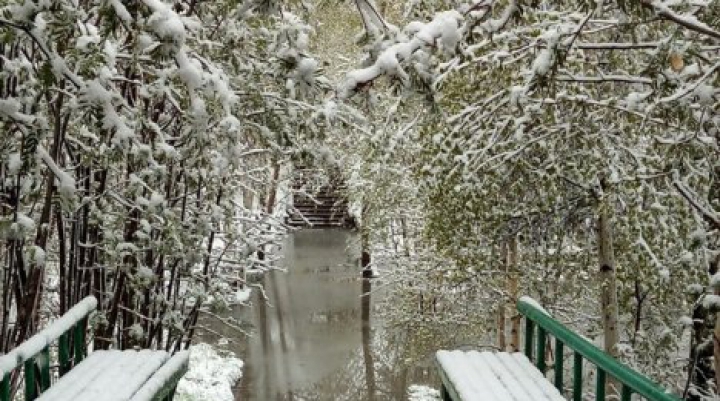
left=517, top=296, right=680, bottom=401
left=0, top=296, right=97, bottom=400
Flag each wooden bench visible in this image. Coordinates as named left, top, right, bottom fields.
left=0, top=296, right=189, bottom=401
left=437, top=297, right=680, bottom=401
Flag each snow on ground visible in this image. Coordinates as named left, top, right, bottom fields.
left=176, top=343, right=243, bottom=401
left=408, top=385, right=441, bottom=400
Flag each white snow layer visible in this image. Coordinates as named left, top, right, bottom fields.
left=176, top=343, right=244, bottom=401
left=339, top=10, right=462, bottom=98
left=38, top=350, right=168, bottom=401
left=518, top=296, right=551, bottom=316
left=234, top=288, right=252, bottom=304
left=37, top=350, right=168, bottom=400
left=130, top=351, right=190, bottom=401
left=37, top=145, right=76, bottom=197
left=436, top=350, right=565, bottom=401
left=408, top=384, right=441, bottom=400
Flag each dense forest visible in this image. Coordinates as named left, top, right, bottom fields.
left=0, top=0, right=718, bottom=399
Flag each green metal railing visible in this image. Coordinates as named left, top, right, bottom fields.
left=0, top=296, right=97, bottom=401
left=517, top=297, right=680, bottom=401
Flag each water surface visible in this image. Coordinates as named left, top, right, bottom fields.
left=201, top=229, right=438, bottom=400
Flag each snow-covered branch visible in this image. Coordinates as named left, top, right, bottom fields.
left=673, top=180, right=720, bottom=230
left=640, top=0, right=720, bottom=41
left=338, top=10, right=463, bottom=98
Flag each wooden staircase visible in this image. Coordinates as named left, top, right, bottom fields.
left=287, top=171, right=352, bottom=228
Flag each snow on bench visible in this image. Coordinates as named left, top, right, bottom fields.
left=129, top=351, right=190, bottom=401
left=36, top=350, right=171, bottom=400
left=436, top=350, right=565, bottom=401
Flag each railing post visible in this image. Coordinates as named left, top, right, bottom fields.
left=573, top=352, right=583, bottom=401
left=536, top=326, right=547, bottom=372
left=621, top=384, right=632, bottom=401
left=23, top=359, right=37, bottom=401
left=0, top=296, right=98, bottom=401
left=554, top=340, right=564, bottom=392
left=39, top=346, right=51, bottom=392
left=1, top=373, right=10, bottom=401
left=518, top=297, right=682, bottom=401
left=74, top=317, right=88, bottom=364
left=524, top=319, right=534, bottom=361
left=596, top=369, right=606, bottom=400
left=59, top=333, right=71, bottom=375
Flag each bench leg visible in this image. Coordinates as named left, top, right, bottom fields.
left=441, top=384, right=452, bottom=401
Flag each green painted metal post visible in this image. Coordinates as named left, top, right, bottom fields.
left=621, top=384, right=632, bottom=401
left=1, top=373, right=10, bottom=401
left=525, top=319, right=534, bottom=361
left=39, top=346, right=51, bottom=392
left=596, top=369, right=606, bottom=400
left=24, top=359, right=37, bottom=401
left=536, top=326, right=547, bottom=372
left=554, top=340, right=564, bottom=392
left=573, top=351, right=583, bottom=401
left=441, top=385, right=451, bottom=401
left=59, top=332, right=71, bottom=375
left=74, top=318, right=87, bottom=364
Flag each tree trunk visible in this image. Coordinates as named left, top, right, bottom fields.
left=508, top=236, right=521, bottom=352
left=712, top=253, right=720, bottom=392
left=597, top=202, right=620, bottom=398
left=597, top=206, right=619, bottom=357
left=361, top=233, right=372, bottom=277
left=709, top=162, right=720, bottom=392
left=497, top=243, right=507, bottom=351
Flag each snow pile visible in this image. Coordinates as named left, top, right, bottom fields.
left=408, top=384, right=441, bottom=400
left=176, top=343, right=243, bottom=401
left=234, top=288, right=252, bottom=304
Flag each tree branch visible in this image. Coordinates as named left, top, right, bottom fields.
left=640, top=0, right=720, bottom=41
left=673, top=180, right=720, bottom=230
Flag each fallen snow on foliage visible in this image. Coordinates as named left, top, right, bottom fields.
left=234, top=288, right=252, bottom=304
left=176, top=343, right=243, bottom=401
left=408, top=385, right=441, bottom=401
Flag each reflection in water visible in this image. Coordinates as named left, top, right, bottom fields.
left=200, top=229, right=439, bottom=400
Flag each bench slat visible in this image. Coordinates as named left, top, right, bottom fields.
left=507, top=353, right=566, bottom=399
left=129, top=351, right=190, bottom=401
left=437, top=350, right=565, bottom=401
left=480, top=352, right=542, bottom=400
left=94, top=350, right=168, bottom=400
left=464, top=352, right=514, bottom=399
